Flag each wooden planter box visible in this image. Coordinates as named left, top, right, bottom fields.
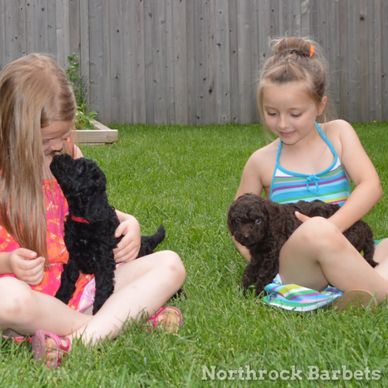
left=72, top=120, right=118, bottom=144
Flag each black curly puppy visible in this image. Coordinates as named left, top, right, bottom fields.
left=227, top=193, right=376, bottom=295
left=50, top=154, right=165, bottom=314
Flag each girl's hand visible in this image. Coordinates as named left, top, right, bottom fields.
left=8, top=248, right=45, bottom=285
left=295, top=211, right=311, bottom=223
left=113, top=216, right=141, bottom=263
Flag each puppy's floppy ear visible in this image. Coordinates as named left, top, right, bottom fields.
left=227, top=198, right=239, bottom=233
left=82, top=159, right=107, bottom=191
left=227, top=212, right=236, bottom=235
left=92, top=163, right=107, bottom=189
left=260, top=199, right=282, bottom=236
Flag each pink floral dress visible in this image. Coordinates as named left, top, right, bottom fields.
left=0, top=179, right=95, bottom=311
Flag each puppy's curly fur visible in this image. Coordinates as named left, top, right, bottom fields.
left=227, top=193, right=376, bottom=295
left=50, top=154, right=165, bottom=314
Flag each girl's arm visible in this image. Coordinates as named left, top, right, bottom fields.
left=113, top=210, right=141, bottom=263
left=328, top=120, right=382, bottom=232
left=235, top=149, right=268, bottom=199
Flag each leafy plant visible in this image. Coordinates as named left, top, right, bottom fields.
left=66, top=54, right=97, bottom=129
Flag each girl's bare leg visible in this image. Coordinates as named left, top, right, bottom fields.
left=0, top=250, right=185, bottom=344
left=71, top=250, right=185, bottom=345
left=373, top=238, right=388, bottom=263
left=0, top=250, right=184, bottom=368
left=279, top=217, right=388, bottom=302
left=0, top=277, right=91, bottom=336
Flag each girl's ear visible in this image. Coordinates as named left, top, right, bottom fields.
left=318, top=95, right=328, bottom=115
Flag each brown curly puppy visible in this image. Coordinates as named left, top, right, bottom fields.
left=227, top=193, right=376, bottom=295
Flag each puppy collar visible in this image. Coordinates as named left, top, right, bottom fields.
left=70, top=215, right=90, bottom=224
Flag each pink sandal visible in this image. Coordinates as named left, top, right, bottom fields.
left=147, top=306, right=184, bottom=333
left=31, top=330, right=71, bottom=368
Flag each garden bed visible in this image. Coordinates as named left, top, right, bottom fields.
left=72, top=120, right=118, bottom=144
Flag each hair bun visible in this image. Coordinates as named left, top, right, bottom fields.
left=272, top=37, right=313, bottom=58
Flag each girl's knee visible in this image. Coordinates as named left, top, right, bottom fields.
left=159, top=250, right=186, bottom=283
left=293, top=217, right=342, bottom=251
left=0, top=278, right=34, bottom=324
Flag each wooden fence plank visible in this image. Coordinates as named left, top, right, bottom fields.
left=0, top=0, right=4, bottom=68
left=382, top=0, right=388, bottom=119
left=257, top=0, right=272, bottom=120
left=300, top=0, right=311, bottom=36
left=132, top=0, right=146, bottom=123
left=101, top=0, right=112, bottom=122
left=359, top=0, right=368, bottom=122
left=79, top=0, right=90, bottom=106
left=108, top=0, right=120, bottom=123
left=171, top=0, right=188, bottom=124
left=46, top=0, right=57, bottom=56
left=214, top=0, right=230, bottom=123
left=369, top=0, right=382, bottom=120
left=327, top=0, right=341, bottom=118
left=347, top=0, right=361, bottom=122
left=118, top=0, right=132, bottom=123
left=247, top=0, right=259, bottom=123
left=4, top=0, right=21, bottom=63
left=338, top=0, right=349, bottom=119
left=152, top=0, right=167, bottom=124
left=68, top=0, right=80, bottom=56
left=236, top=0, right=253, bottom=123
left=88, top=0, right=104, bottom=120
left=204, top=0, right=217, bottom=124
left=56, top=0, right=70, bottom=68
left=143, top=0, right=154, bottom=123
left=228, top=0, right=239, bottom=123
left=192, top=0, right=206, bottom=123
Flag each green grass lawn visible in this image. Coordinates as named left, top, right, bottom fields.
left=2, top=123, right=388, bottom=387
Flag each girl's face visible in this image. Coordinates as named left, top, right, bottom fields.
left=41, top=120, right=73, bottom=163
left=261, top=81, right=327, bottom=145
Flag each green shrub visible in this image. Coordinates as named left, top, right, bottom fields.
left=66, top=54, right=97, bottom=129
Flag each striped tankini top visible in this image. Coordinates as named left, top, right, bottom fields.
left=269, top=123, right=351, bottom=206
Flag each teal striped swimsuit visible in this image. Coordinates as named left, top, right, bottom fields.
left=269, top=123, right=351, bottom=206
left=263, top=123, right=350, bottom=311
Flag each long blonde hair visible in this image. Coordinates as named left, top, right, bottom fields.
left=0, top=53, right=76, bottom=260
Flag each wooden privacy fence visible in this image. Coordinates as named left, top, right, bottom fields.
left=1, top=0, right=388, bottom=124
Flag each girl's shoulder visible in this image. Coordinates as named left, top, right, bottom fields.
left=246, top=140, right=278, bottom=173
left=236, top=140, right=279, bottom=197
left=321, top=119, right=356, bottom=138
left=320, top=120, right=358, bottom=156
left=248, top=139, right=279, bottom=163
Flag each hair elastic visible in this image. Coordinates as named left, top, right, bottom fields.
left=309, top=44, right=315, bottom=58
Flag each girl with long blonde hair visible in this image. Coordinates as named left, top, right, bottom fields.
left=0, top=53, right=185, bottom=368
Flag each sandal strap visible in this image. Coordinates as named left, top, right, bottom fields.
left=32, top=330, right=71, bottom=368
left=40, top=330, right=71, bottom=352
left=148, top=306, right=183, bottom=328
